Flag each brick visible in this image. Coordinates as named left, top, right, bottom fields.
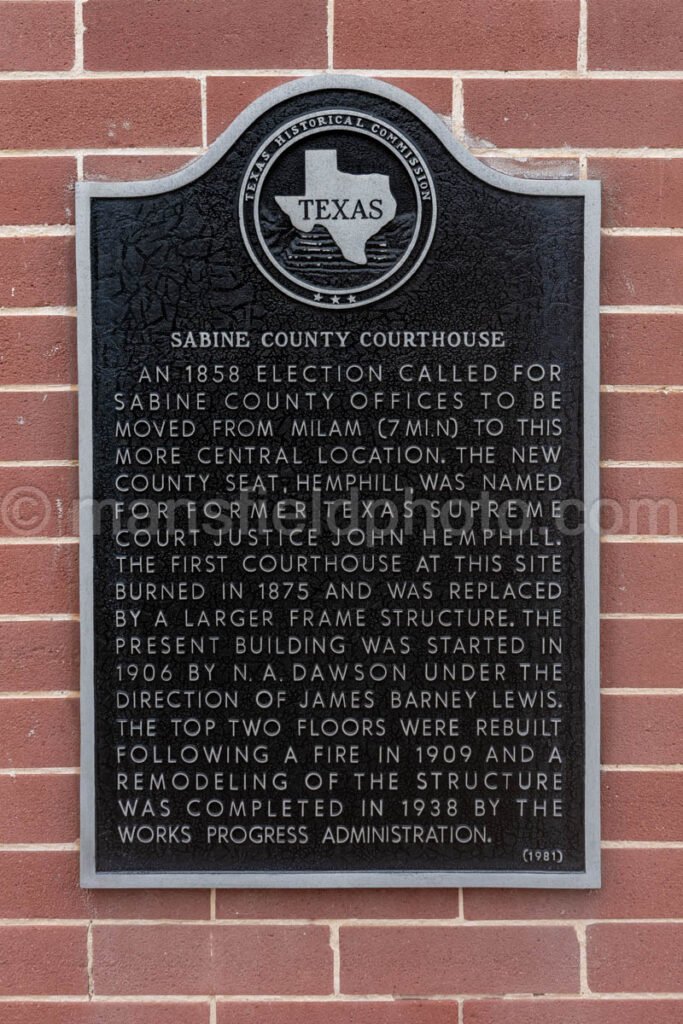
left=589, top=0, right=683, bottom=72
left=464, top=999, right=683, bottom=1024
left=217, top=887, right=459, bottom=920
left=2, top=470, right=76, bottom=545
left=0, top=1005, right=209, bottom=1024
left=0, top=392, right=78, bottom=461
left=0, top=851, right=210, bottom=920
left=601, top=314, right=683, bottom=385
left=340, top=925, right=579, bottom=995
left=464, top=848, right=683, bottom=920
left=0, top=237, right=75, bottom=307
left=84, top=155, right=193, bottom=182
left=602, top=236, right=683, bottom=306
left=463, top=81, right=683, bottom=149
left=335, top=0, right=579, bottom=70
left=0, top=2, right=74, bottom=72
left=589, top=159, right=683, bottom=229
left=0, top=80, right=201, bottom=150
left=0, top=159, right=76, bottom=225
left=0, top=545, right=78, bottom=615
left=218, top=1004, right=459, bottom=1024
left=601, top=618, right=683, bottom=687
left=602, top=394, right=683, bottom=462
left=0, top=620, right=79, bottom=692
left=0, top=466, right=79, bottom=538
left=602, top=694, right=683, bottom=764
left=0, top=773, right=78, bottom=843
left=0, top=926, right=87, bottom=995
left=207, top=77, right=290, bottom=143
left=0, top=316, right=76, bottom=385
left=2, top=698, right=79, bottom=768
left=603, top=771, right=683, bottom=841
left=601, top=468, right=683, bottom=537
left=588, top=923, right=683, bottom=991
left=481, top=156, right=580, bottom=180
left=85, top=0, right=326, bottom=70
left=93, top=924, right=333, bottom=995
left=602, top=542, right=683, bottom=613
left=381, top=79, right=452, bottom=118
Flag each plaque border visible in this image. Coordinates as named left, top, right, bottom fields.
left=77, top=74, right=601, bottom=889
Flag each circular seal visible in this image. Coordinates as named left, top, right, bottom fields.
left=239, top=109, right=436, bottom=309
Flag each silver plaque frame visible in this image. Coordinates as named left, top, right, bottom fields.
left=77, top=75, right=601, bottom=889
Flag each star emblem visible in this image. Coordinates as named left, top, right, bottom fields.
left=331, top=294, right=340, bottom=304
left=347, top=295, right=357, bottom=304
left=313, top=293, right=322, bottom=302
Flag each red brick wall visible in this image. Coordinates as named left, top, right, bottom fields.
left=0, top=0, right=681, bottom=1020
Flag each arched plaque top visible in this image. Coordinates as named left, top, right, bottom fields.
left=77, top=74, right=600, bottom=203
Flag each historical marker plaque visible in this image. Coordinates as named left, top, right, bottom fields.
left=78, top=77, right=600, bottom=888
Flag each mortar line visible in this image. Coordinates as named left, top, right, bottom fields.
left=0, top=761, right=667, bottom=774
left=0, top=461, right=78, bottom=468
left=327, top=0, right=334, bottom=70
left=601, top=460, right=683, bottom=468
left=471, top=149, right=683, bottom=159
left=601, top=305, right=683, bottom=314
left=5, top=224, right=681, bottom=239
left=577, top=0, right=588, bottom=73
left=451, top=78, right=465, bottom=141
left=0, top=307, right=77, bottom=317
left=0, top=916, right=612, bottom=927
left=2, top=146, right=683, bottom=159
left=602, top=227, right=683, bottom=236
left=73, top=0, right=84, bottom=74
left=602, top=840, right=683, bottom=848
left=330, top=922, right=341, bottom=994
left=457, top=994, right=683, bottom=1003
left=602, top=689, right=683, bottom=696
left=215, top=993, right=683, bottom=1002
left=1, top=994, right=682, bottom=1004
left=1, top=915, right=683, bottom=928
left=0, top=383, right=77, bottom=392
left=601, top=383, right=683, bottom=391
left=200, top=76, right=208, bottom=150
left=0, top=226, right=74, bottom=238
left=0, top=995, right=211, bottom=1004
left=4, top=379, right=682, bottom=396
left=601, top=612, right=683, bottom=620
left=0, top=148, right=203, bottom=159
left=86, top=920, right=94, bottom=999
left=0, top=690, right=79, bottom=699
left=0, top=537, right=79, bottom=546
left=0, top=843, right=78, bottom=852
left=12, top=299, right=683, bottom=316
left=601, top=536, right=683, bottom=544
left=0, top=613, right=79, bottom=622
left=1, top=68, right=683, bottom=81
left=576, top=922, right=590, bottom=994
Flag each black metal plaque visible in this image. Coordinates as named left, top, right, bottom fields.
left=78, top=77, right=600, bottom=888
